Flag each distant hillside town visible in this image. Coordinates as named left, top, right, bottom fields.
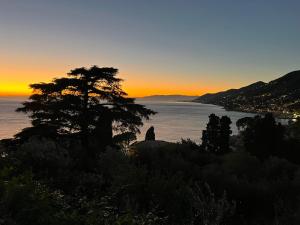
left=194, top=71, right=300, bottom=119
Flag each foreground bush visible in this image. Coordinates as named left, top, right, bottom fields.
left=1, top=115, right=300, bottom=224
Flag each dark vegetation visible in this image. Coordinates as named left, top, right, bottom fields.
left=0, top=66, right=300, bottom=224
left=194, top=70, right=300, bottom=116
left=15, top=66, right=155, bottom=170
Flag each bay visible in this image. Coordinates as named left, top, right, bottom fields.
left=0, top=97, right=255, bottom=142
left=137, top=100, right=255, bottom=142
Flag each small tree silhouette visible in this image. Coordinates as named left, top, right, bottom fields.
left=219, top=116, right=232, bottom=153
left=145, top=126, right=155, bottom=141
left=202, top=114, right=220, bottom=152
left=237, top=113, right=285, bottom=160
left=201, top=114, right=232, bottom=154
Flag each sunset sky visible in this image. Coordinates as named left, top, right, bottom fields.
left=1, top=0, right=299, bottom=97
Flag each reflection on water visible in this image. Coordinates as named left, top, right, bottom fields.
left=0, top=97, right=256, bottom=142
left=136, top=100, right=255, bottom=142
left=0, top=97, right=30, bottom=139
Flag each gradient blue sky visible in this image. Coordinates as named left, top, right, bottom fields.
left=0, top=0, right=299, bottom=96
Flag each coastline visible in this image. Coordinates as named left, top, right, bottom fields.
left=191, top=100, right=294, bottom=120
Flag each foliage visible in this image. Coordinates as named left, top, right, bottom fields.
left=2, top=94, right=300, bottom=225
left=201, top=114, right=232, bottom=154
left=0, top=168, right=79, bottom=225
left=189, top=183, right=236, bottom=225
left=16, top=66, right=155, bottom=154
left=236, top=114, right=300, bottom=162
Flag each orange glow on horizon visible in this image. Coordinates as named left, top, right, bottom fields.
left=0, top=74, right=231, bottom=97
left=0, top=83, right=31, bottom=96
left=0, top=66, right=233, bottom=98
left=0, top=82, right=223, bottom=98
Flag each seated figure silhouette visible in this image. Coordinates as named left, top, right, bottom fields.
left=145, top=126, right=155, bottom=141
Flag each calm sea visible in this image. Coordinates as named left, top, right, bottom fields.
left=0, top=97, right=255, bottom=142
left=0, top=97, right=30, bottom=140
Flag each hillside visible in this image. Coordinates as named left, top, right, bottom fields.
left=194, top=71, right=300, bottom=117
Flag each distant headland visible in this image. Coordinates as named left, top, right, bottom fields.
left=137, top=95, right=199, bottom=102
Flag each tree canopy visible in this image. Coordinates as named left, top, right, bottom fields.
left=201, top=114, right=232, bottom=154
left=236, top=113, right=285, bottom=160
left=17, top=66, right=155, bottom=151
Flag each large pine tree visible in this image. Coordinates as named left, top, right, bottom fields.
left=17, top=66, right=155, bottom=152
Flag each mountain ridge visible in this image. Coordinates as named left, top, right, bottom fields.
left=194, top=71, right=300, bottom=118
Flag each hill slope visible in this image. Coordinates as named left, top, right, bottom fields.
left=194, top=71, right=300, bottom=117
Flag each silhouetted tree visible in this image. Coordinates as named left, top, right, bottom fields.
left=236, top=117, right=253, bottom=131
left=145, top=126, right=155, bottom=141
left=237, top=113, right=285, bottom=160
left=202, top=114, right=231, bottom=154
left=17, top=66, right=155, bottom=157
left=202, top=114, right=220, bottom=153
left=219, top=116, right=232, bottom=153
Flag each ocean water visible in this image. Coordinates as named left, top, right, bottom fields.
left=0, top=97, right=255, bottom=142
left=137, top=100, right=255, bottom=142
left=0, top=97, right=30, bottom=139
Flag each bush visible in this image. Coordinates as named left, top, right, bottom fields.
left=0, top=168, right=79, bottom=225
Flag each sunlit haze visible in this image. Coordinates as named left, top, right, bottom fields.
left=1, top=0, right=299, bottom=97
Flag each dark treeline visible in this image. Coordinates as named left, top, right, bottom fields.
left=0, top=66, right=300, bottom=225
